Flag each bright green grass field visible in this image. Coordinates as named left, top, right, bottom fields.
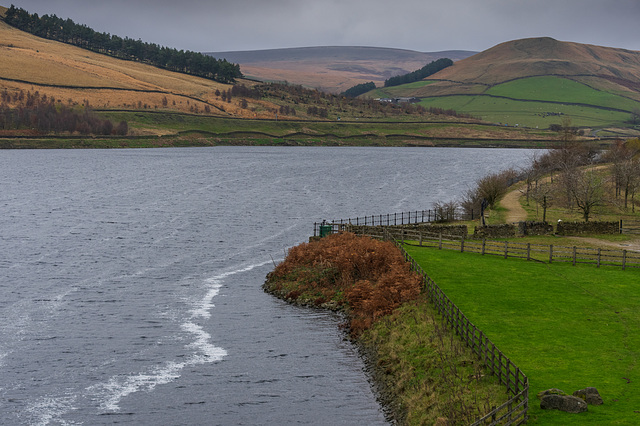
left=487, top=76, right=640, bottom=112
left=418, top=95, right=630, bottom=129
left=403, top=245, right=640, bottom=425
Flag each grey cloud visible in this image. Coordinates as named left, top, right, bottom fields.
left=9, top=0, right=640, bottom=52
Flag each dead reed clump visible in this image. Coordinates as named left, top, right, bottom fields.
left=264, top=232, right=422, bottom=336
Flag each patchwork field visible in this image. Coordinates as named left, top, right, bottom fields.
left=366, top=38, right=640, bottom=134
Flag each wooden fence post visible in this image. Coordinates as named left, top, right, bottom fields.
left=573, top=246, right=577, bottom=266
left=461, top=236, right=465, bottom=253
left=491, top=345, right=496, bottom=377
left=549, top=244, right=553, bottom=263
left=527, top=243, right=531, bottom=261
left=597, top=248, right=601, bottom=268
left=504, top=241, right=508, bottom=259
left=439, top=232, right=443, bottom=250
left=482, top=238, right=486, bottom=255
left=623, top=250, right=627, bottom=270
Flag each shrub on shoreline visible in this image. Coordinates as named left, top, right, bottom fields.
left=263, top=232, right=508, bottom=423
left=264, top=232, right=422, bottom=336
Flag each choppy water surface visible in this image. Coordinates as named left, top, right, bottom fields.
left=0, top=146, right=534, bottom=425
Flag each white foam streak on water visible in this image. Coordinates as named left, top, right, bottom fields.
left=181, top=322, right=228, bottom=364
left=86, top=261, right=272, bottom=415
left=190, top=260, right=273, bottom=319
left=26, top=396, right=79, bottom=426
left=90, top=361, right=184, bottom=412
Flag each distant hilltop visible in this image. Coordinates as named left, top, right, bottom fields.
left=370, top=37, right=640, bottom=133
left=205, top=46, right=476, bottom=93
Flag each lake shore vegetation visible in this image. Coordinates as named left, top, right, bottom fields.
left=264, top=232, right=510, bottom=424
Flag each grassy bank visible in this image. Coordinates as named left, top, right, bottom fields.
left=0, top=110, right=569, bottom=149
left=0, top=135, right=560, bottom=149
left=264, top=233, right=509, bottom=424
left=404, top=244, right=640, bottom=424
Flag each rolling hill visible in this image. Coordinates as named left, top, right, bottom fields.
left=369, top=37, right=640, bottom=134
left=0, top=8, right=604, bottom=145
left=0, top=14, right=295, bottom=127
left=207, top=46, right=476, bottom=93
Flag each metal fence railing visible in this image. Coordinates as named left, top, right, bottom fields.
left=313, top=209, right=474, bottom=237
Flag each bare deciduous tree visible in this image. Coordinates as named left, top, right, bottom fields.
left=530, top=183, right=554, bottom=223
left=432, top=200, right=459, bottom=222
left=570, top=167, right=607, bottom=222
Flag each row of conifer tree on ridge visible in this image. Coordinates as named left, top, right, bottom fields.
left=3, top=5, right=242, bottom=84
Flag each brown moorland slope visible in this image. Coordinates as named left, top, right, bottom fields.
left=410, top=37, right=640, bottom=99
left=208, top=46, right=476, bottom=93
left=0, top=19, right=275, bottom=119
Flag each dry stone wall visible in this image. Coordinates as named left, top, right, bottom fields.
left=517, top=221, right=554, bottom=236
left=556, top=221, right=619, bottom=235
left=342, top=223, right=468, bottom=239
left=473, top=224, right=517, bottom=239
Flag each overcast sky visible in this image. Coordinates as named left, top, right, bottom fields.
left=7, top=0, right=640, bottom=53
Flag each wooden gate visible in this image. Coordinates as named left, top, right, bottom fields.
left=621, top=220, right=640, bottom=235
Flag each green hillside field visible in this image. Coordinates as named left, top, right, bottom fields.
left=486, top=77, right=639, bottom=110
left=417, top=94, right=630, bottom=129
left=371, top=76, right=640, bottom=131
left=404, top=244, right=640, bottom=425
left=365, top=71, right=640, bottom=136
left=413, top=76, right=640, bottom=131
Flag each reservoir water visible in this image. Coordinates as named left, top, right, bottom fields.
left=0, top=146, right=535, bottom=425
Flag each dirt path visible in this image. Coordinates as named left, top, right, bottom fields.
left=501, top=187, right=528, bottom=224
left=500, top=165, right=613, bottom=224
left=500, top=184, right=640, bottom=252
left=565, top=236, right=640, bottom=252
